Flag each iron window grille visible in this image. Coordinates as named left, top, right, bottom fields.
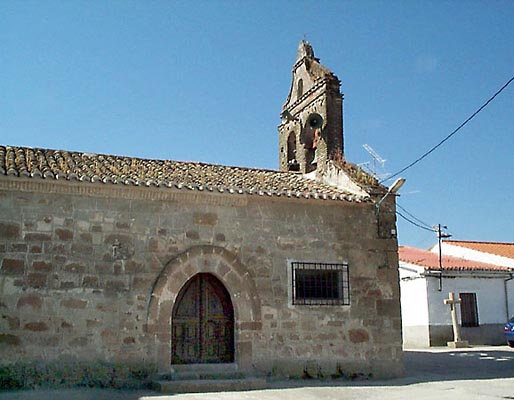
left=291, top=261, right=350, bottom=305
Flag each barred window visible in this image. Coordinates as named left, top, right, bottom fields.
left=291, top=262, right=350, bottom=305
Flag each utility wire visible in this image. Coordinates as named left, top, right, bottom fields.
left=396, top=210, right=436, bottom=232
left=397, top=203, right=433, bottom=230
left=382, top=75, right=514, bottom=184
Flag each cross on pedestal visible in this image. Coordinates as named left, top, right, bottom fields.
left=443, top=292, right=469, bottom=348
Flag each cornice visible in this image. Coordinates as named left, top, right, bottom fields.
left=0, top=176, right=365, bottom=206
left=0, top=177, right=248, bottom=207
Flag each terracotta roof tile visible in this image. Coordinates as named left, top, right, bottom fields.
left=399, top=246, right=511, bottom=272
left=443, top=240, right=514, bottom=260
left=0, top=145, right=370, bottom=202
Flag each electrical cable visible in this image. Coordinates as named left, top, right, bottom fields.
left=396, top=210, right=436, bottom=233
left=382, top=75, right=514, bottom=184
left=397, top=203, right=433, bottom=230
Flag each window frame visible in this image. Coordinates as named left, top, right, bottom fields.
left=297, top=79, right=304, bottom=99
left=289, top=261, right=350, bottom=306
left=459, top=292, right=479, bottom=327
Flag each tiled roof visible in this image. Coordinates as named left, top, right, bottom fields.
left=443, top=240, right=514, bottom=260
left=0, top=145, right=369, bottom=202
left=399, top=246, right=511, bottom=272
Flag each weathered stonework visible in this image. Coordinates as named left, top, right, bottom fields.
left=279, top=41, right=345, bottom=174
left=0, top=178, right=402, bottom=378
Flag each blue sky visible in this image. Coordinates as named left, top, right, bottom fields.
left=1, top=1, right=513, bottom=248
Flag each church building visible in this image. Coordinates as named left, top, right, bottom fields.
left=0, top=41, right=403, bottom=384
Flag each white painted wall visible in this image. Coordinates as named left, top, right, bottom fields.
left=399, top=260, right=514, bottom=347
left=399, top=263, right=430, bottom=347
left=426, top=274, right=511, bottom=325
left=399, top=263, right=429, bottom=326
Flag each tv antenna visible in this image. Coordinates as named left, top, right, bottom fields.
left=361, top=144, right=390, bottom=179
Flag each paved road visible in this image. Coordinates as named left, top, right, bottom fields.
left=1, top=346, right=514, bottom=400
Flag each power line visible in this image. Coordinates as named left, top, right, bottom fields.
left=396, top=210, right=436, bottom=233
left=397, top=203, right=433, bottom=230
left=382, top=75, right=514, bottom=184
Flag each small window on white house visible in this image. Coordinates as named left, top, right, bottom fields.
left=460, top=292, right=479, bottom=327
left=291, top=262, right=350, bottom=305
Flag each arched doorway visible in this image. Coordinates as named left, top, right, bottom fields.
left=172, top=273, right=234, bottom=364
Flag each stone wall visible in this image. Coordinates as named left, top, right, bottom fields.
left=0, top=178, right=403, bottom=379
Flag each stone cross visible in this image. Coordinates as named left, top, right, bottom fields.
left=443, top=292, right=468, bottom=348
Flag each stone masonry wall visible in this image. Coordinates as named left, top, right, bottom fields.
left=0, top=178, right=402, bottom=379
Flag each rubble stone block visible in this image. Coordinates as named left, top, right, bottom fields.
left=24, top=232, right=52, bottom=241
left=348, top=328, right=370, bottom=343
left=0, top=333, right=21, bottom=345
left=24, top=321, right=49, bottom=331
left=1, top=258, right=25, bottom=275
left=61, top=298, right=88, bottom=309
left=55, top=228, right=74, bottom=241
left=17, top=295, right=43, bottom=310
left=27, top=273, right=47, bottom=288
left=0, top=222, right=21, bottom=238
left=32, top=261, right=52, bottom=272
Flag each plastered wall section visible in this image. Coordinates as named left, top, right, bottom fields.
left=427, top=276, right=509, bottom=326
left=426, top=275, right=511, bottom=345
left=0, top=178, right=403, bottom=378
left=399, top=264, right=430, bottom=348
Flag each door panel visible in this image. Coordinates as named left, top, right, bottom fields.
left=172, top=273, right=234, bottom=364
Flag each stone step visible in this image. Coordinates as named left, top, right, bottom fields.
left=163, top=363, right=242, bottom=380
left=152, top=363, right=267, bottom=394
left=170, top=362, right=239, bottom=373
left=152, top=377, right=268, bottom=394
left=167, top=370, right=246, bottom=380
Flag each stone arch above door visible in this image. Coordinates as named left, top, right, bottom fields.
left=146, top=245, right=262, bottom=371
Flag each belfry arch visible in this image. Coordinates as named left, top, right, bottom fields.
left=146, top=245, right=261, bottom=372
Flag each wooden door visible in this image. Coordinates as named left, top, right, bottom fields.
left=172, top=273, right=234, bottom=364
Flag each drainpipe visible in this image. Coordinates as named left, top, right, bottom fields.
left=505, top=273, right=514, bottom=320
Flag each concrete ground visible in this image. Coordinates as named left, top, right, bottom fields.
left=2, top=346, right=513, bottom=400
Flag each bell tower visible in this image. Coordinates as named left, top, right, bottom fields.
left=278, top=41, right=344, bottom=174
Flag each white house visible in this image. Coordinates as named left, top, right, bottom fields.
left=399, top=246, right=514, bottom=348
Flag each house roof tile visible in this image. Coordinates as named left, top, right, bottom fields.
left=0, top=145, right=370, bottom=202
left=399, top=246, right=511, bottom=272
left=443, top=240, right=514, bottom=260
